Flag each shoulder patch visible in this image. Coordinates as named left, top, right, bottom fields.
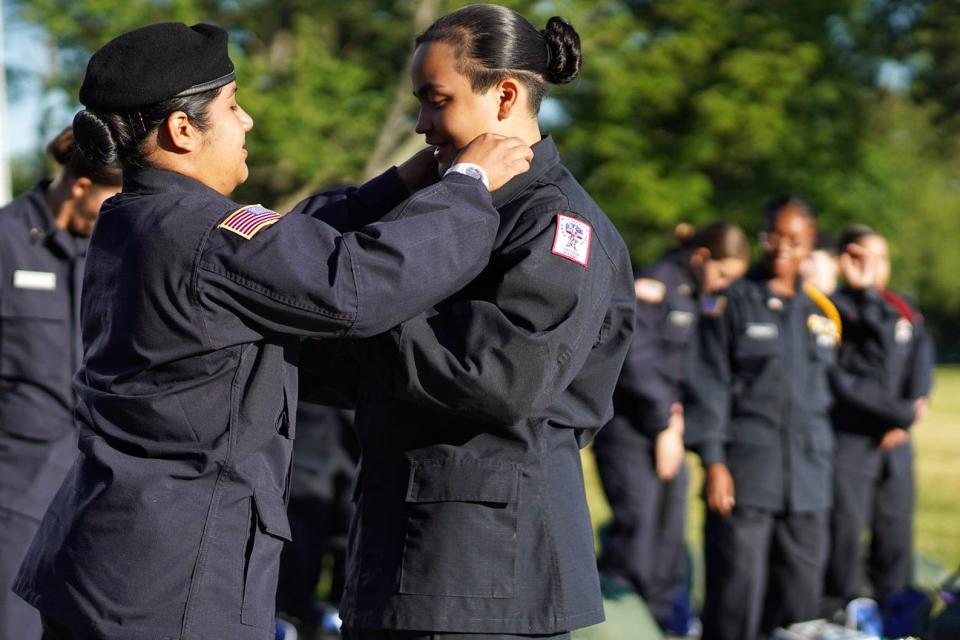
left=635, top=278, right=666, bottom=303
left=551, top=213, right=592, bottom=267
left=701, top=294, right=726, bottom=317
left=218, top=205, right=281, bottom=240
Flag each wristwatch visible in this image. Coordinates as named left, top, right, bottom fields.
left=444, top=162, right=490, bottom=190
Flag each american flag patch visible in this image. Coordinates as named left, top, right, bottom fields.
left=218, top=205, right=281, bottom=239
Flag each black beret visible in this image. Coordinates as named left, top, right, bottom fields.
left=79, top=23, right=235, bottom=110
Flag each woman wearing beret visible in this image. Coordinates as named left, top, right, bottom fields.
left=13, top=22, right=532, bottom=640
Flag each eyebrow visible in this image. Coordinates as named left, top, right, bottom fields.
left=413, top=82, right=443, bottom=98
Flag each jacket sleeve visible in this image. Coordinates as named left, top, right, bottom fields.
left=197, top=173, right=498, bottom=341
left=287, top=167, right=410, bottom=232
left=364, top=206, right=631, bottom=426
left=906, top=317, right=936, bottom=400
left=828, top=367, right=917, bottom=428
left=615, top=297, right=676, bottom=438
left=683, top=299, right=733, bottom=466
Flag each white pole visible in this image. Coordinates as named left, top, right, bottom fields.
left=0, top=1, right=12, bottom=205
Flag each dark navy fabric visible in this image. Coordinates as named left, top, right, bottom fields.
left=14, top=166, right=502, bottom=640
left=825, top=287, right=935, bottom=605
left=685, top=268, right=839, bottom=640
left=701, top=507, right=828, bottom=640
left=309, top=138, right=636, bottom=634
left=591, top=252, right=697, bottom=627
left=0, top=184, right=85, bottom=640
left=685, top=268, right=838, bottom=513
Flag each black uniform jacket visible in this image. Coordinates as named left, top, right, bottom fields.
left=685, top=268, right=838, bottom=513
left=0, top=184, right=84, bottom=519
left=14, top=166, right=501, bottom=640
left=830, top=286, right=935, bottom=476
left=597, top=251, right=699, bottom=450
left=319, top=138, right=635, bottom=634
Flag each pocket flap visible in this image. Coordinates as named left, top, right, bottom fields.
left=735, top=334, right=780, bottom=358
left=405, top=458, right=520, bottom=504
left=253, top=488, right=292, bottom=541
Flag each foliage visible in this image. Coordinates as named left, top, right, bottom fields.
left=11, top=0, right=960, bottom=355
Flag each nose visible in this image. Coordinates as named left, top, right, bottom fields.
left=240, top=106, right=254, bottom=132
left=415, top=108, right=430, bottom=135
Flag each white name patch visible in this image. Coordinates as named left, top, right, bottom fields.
left=668, top=310, right=695, bottom=327
left=13, top=270, right=56, bottom=291
left=551, top=214, right=592, bottom=267
left=745, top=322, right=779, bottom=340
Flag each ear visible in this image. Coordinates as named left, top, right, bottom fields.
left=496, top=78, right=523, bottom=121
left=70, top=176, right=93, bottom=200
left=162, top=111, right=203, bottom=152
left=691, top=246, right=711, bottom=265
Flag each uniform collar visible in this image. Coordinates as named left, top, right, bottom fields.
left=665, top=250, right=699, bottom=295
left=22, top=181, right=86, bottom=259
left=491, top=135, right=561, bottom=209
left=123, top=167, right=226, bottom=198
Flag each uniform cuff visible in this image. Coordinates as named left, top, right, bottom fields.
left=697, top=441, right=725, bottom=467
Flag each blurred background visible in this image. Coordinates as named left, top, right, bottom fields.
left=3, top=0, right=958, bottom=598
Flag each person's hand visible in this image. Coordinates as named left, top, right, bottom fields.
left=655, top=403, right=686, bottom=481
left=396, top=146, right=441, bottom=192
left=706, top=463, right=736, bottom=515
left=914, top=397, right=929, bottom=425
left=880, top=427, right=910, bottom=450
left=455, top=134, right=533, bottom=191
left=839, top=243, right=878, bottom=289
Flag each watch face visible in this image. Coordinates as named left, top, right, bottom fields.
left=465, top=166, right=483, bottom=181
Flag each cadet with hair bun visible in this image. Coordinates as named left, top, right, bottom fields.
left=592, top=221, right=748, bottom=635
left=0, top=127, right=120, bottom=640
left=302, top=5, right=635, bottom=638
left=14, top=21, right=533, bottom=640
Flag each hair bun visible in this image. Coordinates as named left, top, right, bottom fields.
left=46, top=127, right=77, bottom=166
left=674, top=222, right=696, bottom=247
left=72, top=110, right=119, bottom=167
left=543, top=16, right=581, bottom=85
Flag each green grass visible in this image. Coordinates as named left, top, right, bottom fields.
left=582, top=365, right=960, bottom=581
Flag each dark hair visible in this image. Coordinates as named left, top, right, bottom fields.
left=839, top=224, right=881, bottom=248
left=814, top=229, right=838, bottom=254
left=762, top=194, right=817, bottom=230
left=72, top=87, right=221, bottom=171
left=416, top=4, right=582, bottom=112
left=676, top=221, right=750, bottom=261
left=47, top=126, right=122, bottom=186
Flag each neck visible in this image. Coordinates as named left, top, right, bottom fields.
left=768, top=274, right=797, bottom=297
left=44, top=177, right=72, bottom=231
left=505, top=116, right=542, bottom=149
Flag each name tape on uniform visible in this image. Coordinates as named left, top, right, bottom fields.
left=13, top=270, right=56, bottom=290
left=745, top=322, right=779, bottom=340
left=218, top=205, right=281, bottom=240
left=635, top=278, right=666, bottom=303
left=551, top=214, right=591, bottom=267
left=668, top=310, right=695, bottom=327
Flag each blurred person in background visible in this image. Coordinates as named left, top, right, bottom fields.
left=685, top=196, right=840, bottom=640
left=592, top=221, right=749, bottom=635
left=801, top=229, right=841, bottom=296
left=277, top=400, right=359, bottom=638
left=0, top=127, right=121, bottom=640
left=823, top=225, right=935, bottom=615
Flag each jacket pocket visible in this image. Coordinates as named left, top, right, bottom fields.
left=399, top=457, right=520, bottom=598
left=241, top=488, right=292, bottom=628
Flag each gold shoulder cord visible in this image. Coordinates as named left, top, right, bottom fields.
left=803, top=282, right=842, bottom=342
